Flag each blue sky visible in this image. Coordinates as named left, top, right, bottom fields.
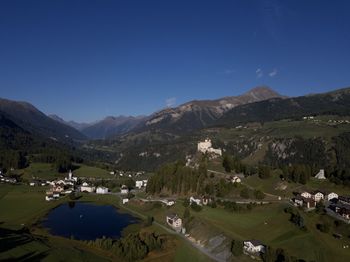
left=1, top=0, right=350, bottom=122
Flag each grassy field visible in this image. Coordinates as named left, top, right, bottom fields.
left=244, top=173, right=350, bottom=197
left=19, top=162, right=113, bottom=181
left=21, top=163, right=61, bottom=180
left=72, top=164, right=111, bottom=178
left=125, top=197, right=350, bottom=262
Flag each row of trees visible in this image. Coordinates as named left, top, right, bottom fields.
left=84, top=232, right=164, bottom=262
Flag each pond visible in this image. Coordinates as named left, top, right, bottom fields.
left=42, top=202, right=139, bottom=240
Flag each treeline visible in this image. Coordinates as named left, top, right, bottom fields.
left=222, top=154, right=256, bottom=175
left=263, top=137, right=328, bottom=184
left=146, top=161, right=207, bottom=195
left=0, top=150, right=28, bottom=171
left=328, top=132, right=350, bottom=186
left=84, top=232, right=164, bottom=261
left=264, top=133, right=350, bottom=186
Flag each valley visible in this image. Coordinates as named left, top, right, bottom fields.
left=1, top=86, right=350, bottom=262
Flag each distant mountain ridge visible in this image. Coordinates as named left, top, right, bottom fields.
left=218, top=86, right=350, bottom=126
left=80, top=115, right=146, bottom=139
left=0, top=98, right=86, bottom=141
left=135, top=86, right=284, bottom=133
left=48, top=114, right=92, bottom=131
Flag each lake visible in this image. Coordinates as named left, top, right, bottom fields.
left=42, top=202, right=139, bottom=240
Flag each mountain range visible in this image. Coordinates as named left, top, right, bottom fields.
left=0, top=98, right=86, bottom=141
left=49, top=86, right=283, bottom=139
left=2, top=86, right=350, bottom=144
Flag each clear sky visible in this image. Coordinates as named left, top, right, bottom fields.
left=1, top=0, right=350, bottom=122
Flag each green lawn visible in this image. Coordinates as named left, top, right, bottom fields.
left=22, top=163, right=61, bottom=181
left=73, top=164, right=111, bottom=178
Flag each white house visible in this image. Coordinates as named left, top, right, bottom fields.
left=293, top=195, right=304, bottom=207
left=96, top=186, right=109, bottom=194
left=166, top=213, right=182, bottom=231
left=52, top=192, right=60, bottom=198
left=312, top=191, right=324, bottom=202
left=45, top=195, right=54, bottom=201
left=122, top=198, right=129, bottom=204
left=29, top=182, right=36, bottom=186
left=243, top=240, right=266, bottom=254
left=190, top=196, right=202, bottom=206
left=315, top=169, right=326, bottom=179
left=143, top=180, right=148, bottom=187
left=135, top=180, right=143, bottom=189
left=120, top=185, right=129, bottom=194
left=80, top=182, right=96, bottom=193
left=326, top=192, right=338, bottom=201
left=301, top=191, right=312, bottom=199
left=231, top=176, right=241, bottom=183
left=197, top=139, right=222, bottom=156
left=166, top=200, right=175, bottom=206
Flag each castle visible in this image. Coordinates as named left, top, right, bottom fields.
left=197, top=139, right=222, bottom=156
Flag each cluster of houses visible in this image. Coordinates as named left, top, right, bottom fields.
left=291, top=189, right=350, bottom=222
left=292, top=190, right=338, bottom=210
left=0, top=171, right=18, bottom=184
left=44, top=170, right=111, bottom=201
left=110, top=170, right=145, bottom=178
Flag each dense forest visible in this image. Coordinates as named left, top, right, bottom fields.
left=146, top=161, right=207, bottom=195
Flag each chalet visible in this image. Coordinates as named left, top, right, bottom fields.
left=52, top=192, right=60, bottom=198
left=324, top=192, right=338, bottom=201
left=311, top=191, right=324, bottom=202
left=190, top=196, right=202, bottom=206
left=166, top=213, right=182, bottom=231
left=53, top=185, right=65, bottom=193
left=45, top=194, right=54, bottom=201
left=135, top=180, right=143, bottom=189
left=231, top=176, right=241, bottom=183
left=165, top=199, right=175, bottom=206
left=80, top=182, right=96, bottom=193
left=243, top=240, right=266, bottom=254
left=301, top=191, right=312, bottom=199
left=293, top=195, right=304, bottom=207
left=303, top=198, right=316, bottom=209
left=339, top=196, right=350, bottom=205
left=120, top=185, right=129, bottom=194
left=122, top=198, right=129, bottom=204
left=338, top=207, right=350, bottom=220
left=143, top=180, right=148, bottom=187
left=96, top=186, right=109, bottom=194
